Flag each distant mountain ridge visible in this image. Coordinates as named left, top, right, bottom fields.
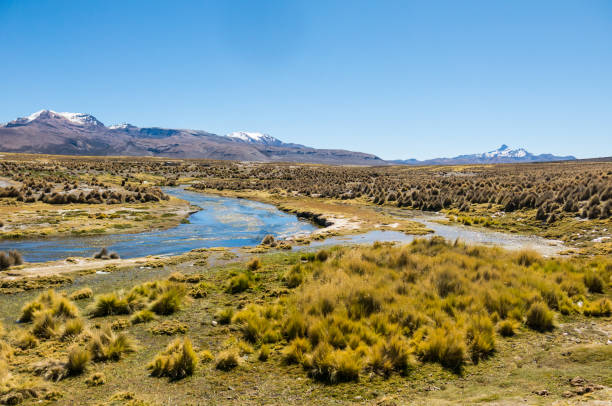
left=0, top=110, right=579, bottom=165
left=0, top=110, right=385, bottom=165
left=391, top=144, right=576, bottom=165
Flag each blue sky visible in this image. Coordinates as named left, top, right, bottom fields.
left=1, top=0, right=611, bottom=160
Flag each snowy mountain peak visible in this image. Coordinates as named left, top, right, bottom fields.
left=225, top=131, right=282, bottom=146
left=483, top=145, right=528, bottom=158
left=4, top=110, right=104, bottom=127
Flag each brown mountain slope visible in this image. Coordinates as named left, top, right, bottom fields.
left=0, top=110, right=386, bottom=165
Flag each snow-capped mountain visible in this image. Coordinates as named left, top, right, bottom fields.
left=3, top=109, right=104, bottom=128
left=225, top=131, right=283, bottom=146
left=392, top=145, right=576, bottom=165
left=482, top=144, right=528, bottom=159
left=0, top=110, right=385, bottom=165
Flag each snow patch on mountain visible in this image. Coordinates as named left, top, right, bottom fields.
left=6, top=110, right=104, bottom=127
left=482, top=144, right=528, bottom=158
left=109, top=123, right=135, bottom=130
left=226, top=131, right=282, bottom=145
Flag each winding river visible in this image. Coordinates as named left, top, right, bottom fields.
left=0, top=188, right=317, bottom=263
left=0, top=187, right=565, bottom=263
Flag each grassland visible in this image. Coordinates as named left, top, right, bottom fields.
left=0, top=239, right=610, bottom=405
left=0, top=153, right=611, bottom=404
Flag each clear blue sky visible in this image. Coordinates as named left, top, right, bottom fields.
left=1, top=0, right=611, bottom=160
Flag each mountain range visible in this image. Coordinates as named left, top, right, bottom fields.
left=0, top=110, right=576, bottom=165
left=391, top=144, right=575, bottom=165
left=0, top=110, right=384, bottom=165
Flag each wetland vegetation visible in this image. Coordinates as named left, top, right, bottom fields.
left=0, top=153, right=610, bottom=404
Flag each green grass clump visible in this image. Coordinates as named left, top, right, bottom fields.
left=148, top=337, right=198, bottom=380
left=525, top=302, right=554, bottom=332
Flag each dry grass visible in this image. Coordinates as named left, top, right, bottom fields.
left=148, top=337, right=198, bottom=380
left=87, top=325, right=138, bottom=362
left=225, top=239, right=611, bottom=380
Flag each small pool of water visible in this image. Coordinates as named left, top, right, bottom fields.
left=0, top=188, right=317, bottom=262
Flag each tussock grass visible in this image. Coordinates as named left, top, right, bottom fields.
left=89, top=280, right=187, bottom=318
left=583, top=272, right=604, bottom=293
left=284, top=264, right=305, bottom=288
left=525, top=302, right=554, bottom=332
left=225, top=238, right=610, bottom=382
left=85, top=372, right=105, bottom=387
left=61, top=318, right=84, bottom=341
left=69, top=287, right=93, bottom=301
left=497, top=319, right=516, bottom=337
left=15, top=331, right=38, bottom=349
left=66, top=346, right=90, bottom=376
left=258, top=345, right=270, bottom=361
left=149, top=284, right=186, bottom=315
left=148, top=337, right=198, bottom=380
left=19, top=289, right=78, bottom=323
left=215, top=349, right=240, bottom=371
left=89, top=293, right=131, bottom=317
left=130, top=309, right=157, bottom=324
left=199, top=350, right=214, bottom=363
left=583, top=298, right=612, bottom=317
left=189, top=281, right=210, bottom=298
left=88, top=326, right=138, bottom=362
left=31, top=310, right=60, bottom=339
left=247, top=257, right=261, bottom=271
left=225, top=272, right=253, bottom=294
left=216, top=308, right=234, bottom=325
left=417, top=327, right=466, bottom=371
left=33, top=345, right=91, bottom=381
